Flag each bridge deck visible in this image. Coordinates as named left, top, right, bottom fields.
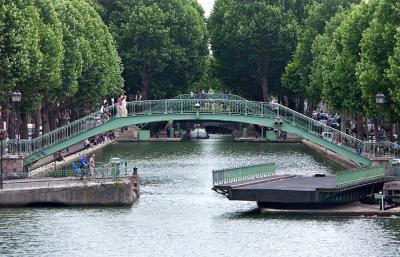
left=213, top=174, right=380, bottom=206
left=232, top=176, right=336, bottom=191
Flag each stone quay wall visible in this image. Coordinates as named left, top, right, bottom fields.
left=0, top=176, right=140, bottom=207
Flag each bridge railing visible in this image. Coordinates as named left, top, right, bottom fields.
left=336, top=165, right=387, bottom=190
left=212, top=163, right=276, bottom=185
left=269, top=103, right=399, bottom=160
left=173, top=93, right=247, bottom=101
left=3, top=97, right=398, bottom=161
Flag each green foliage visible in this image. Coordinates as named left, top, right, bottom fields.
left=55, top=0, right=123, bottom=111
left=189, top=55, right=225, bottom=93
left=309, top=2, right=377, bottom=115
left=98, top=0, right=208, bottom=99
left=210, top=0, right=299, bottom=101
left=282, top=0, right=359, bottom=106
left=357, top=0, right=400, bottom=123
left=0, top=0, right=123, bottom=114
left=0, top=0, right=41, bottom=104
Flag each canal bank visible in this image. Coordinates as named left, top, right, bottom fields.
left=0, top=175, right=139, bottom=207
left=260, top=201, right=400, bottom=216
left=30, top=139, right=115, bottom=176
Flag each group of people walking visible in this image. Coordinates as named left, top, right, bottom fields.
left=99, top=94, right=128, bottom=121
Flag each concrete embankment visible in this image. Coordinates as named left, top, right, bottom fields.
left=301, top=139, right=359, bottom=169
left=0, top=176, right=139, bottom=207
left=260, top=201, right=400, bottom=217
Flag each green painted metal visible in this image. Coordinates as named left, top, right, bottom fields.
left=336, top=165, right=387, bottom=190
left=212, top=163, right=276, bottom=185
left=242, top=127, right=248, bottom=138
left=5, top=94, right=395, bottom=167
left=139, top=130, right=151, bottom=140
left=266, top=131, right=277, bottom=141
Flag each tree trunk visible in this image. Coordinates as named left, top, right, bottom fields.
left=57, top=107, right=68, bottom=127
left=8, top=104, right=17, bottom=139
left=287, top=93, right=296, bottom=110
left=306, top=101, right=314, bottom=117
left=20, top=112, right=29, bottom=139
left=70, top=109, right=79, bottom=122
left=341, top=116, right=347, bottom=133
left=356, top=114, right=365, bottom=140
left=365, top=118, right=369, bottom=141
left=374, top=120, right=379, bottom=142
left=298, top=95, right=305, bottom=114
left=41, top=104, right=50, bottom=134
left=49, top=108, right=57, bottom=131
left=33, top=103, right=42, bottom=138
left=260, top=76, right=268, bottom=102
left=4, top=102, right=10, bottom=139
left=141, top=64, right=151, bottom=100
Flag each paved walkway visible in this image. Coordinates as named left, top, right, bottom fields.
left=3, top=176, right=123, bottom=190
left=30, top=139, right=115, bottom=176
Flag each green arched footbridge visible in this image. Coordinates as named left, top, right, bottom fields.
left=4, top=94, right=398, bottom=167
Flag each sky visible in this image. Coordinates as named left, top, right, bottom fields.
left=198, top=0, right=215, bottom=17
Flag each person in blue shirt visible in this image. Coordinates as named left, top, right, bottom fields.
left=79, top=156, right=88, bottom=179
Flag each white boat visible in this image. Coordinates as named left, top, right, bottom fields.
left=189, top=127, right=209, bottom=139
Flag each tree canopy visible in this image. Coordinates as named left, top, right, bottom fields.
left=209, top=0, right=299, bottom=101
left=96, top=0, right=209, bottom=100
left=0, top=0, right=123, bottom=137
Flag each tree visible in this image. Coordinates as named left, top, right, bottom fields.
left=282, top=0, right=359, bottom=112
left=189, top=55, right=225, bottom=93
left=49, top=0, right=123, bottom=130
left=313, top=2, right=378, bottom=138
left=0, top=0, right=44, bottom=138
left=357, top=0, right=400, bottom=127
left=308, top=10, right=347, bottom=110
left=98, top=0, right=208, bottom=100
left=0, top=0, right=123, bottom=138
left=209, top=0, right=298, bottom=101
left=387, top=29, right=400, bottom=117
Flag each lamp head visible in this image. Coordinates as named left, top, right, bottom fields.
left=11, top=91, right=22, bottom=102
left=375, top=93, right=385, bottom=105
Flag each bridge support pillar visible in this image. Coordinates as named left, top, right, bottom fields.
left=168, top=127, right=175, bottom=138
left=242, top=127, right=248, bottom=138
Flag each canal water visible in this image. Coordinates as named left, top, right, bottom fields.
left=1, top=137, right=400, bottom=257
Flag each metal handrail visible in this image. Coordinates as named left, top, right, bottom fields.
left=212, top=163, right=276, bottom=185
left=336, top=165, right=387, bottom=189
left=3, top=97, right=398, bottom=161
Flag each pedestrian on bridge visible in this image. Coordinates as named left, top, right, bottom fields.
left=89, top=154, right=96, bottom=180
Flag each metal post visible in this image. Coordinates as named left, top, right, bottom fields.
left=195, top=103, right=200, bottom=119
left=0, top=139, right=3, bottom=190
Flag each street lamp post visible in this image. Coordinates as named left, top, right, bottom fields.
left=195, top=102, right=200, bottom=119
left=375, top=93, right=385, bottom=157
left=375, top=93, right=385, bottom=141
left=11, top=92, right=22, bottom=155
